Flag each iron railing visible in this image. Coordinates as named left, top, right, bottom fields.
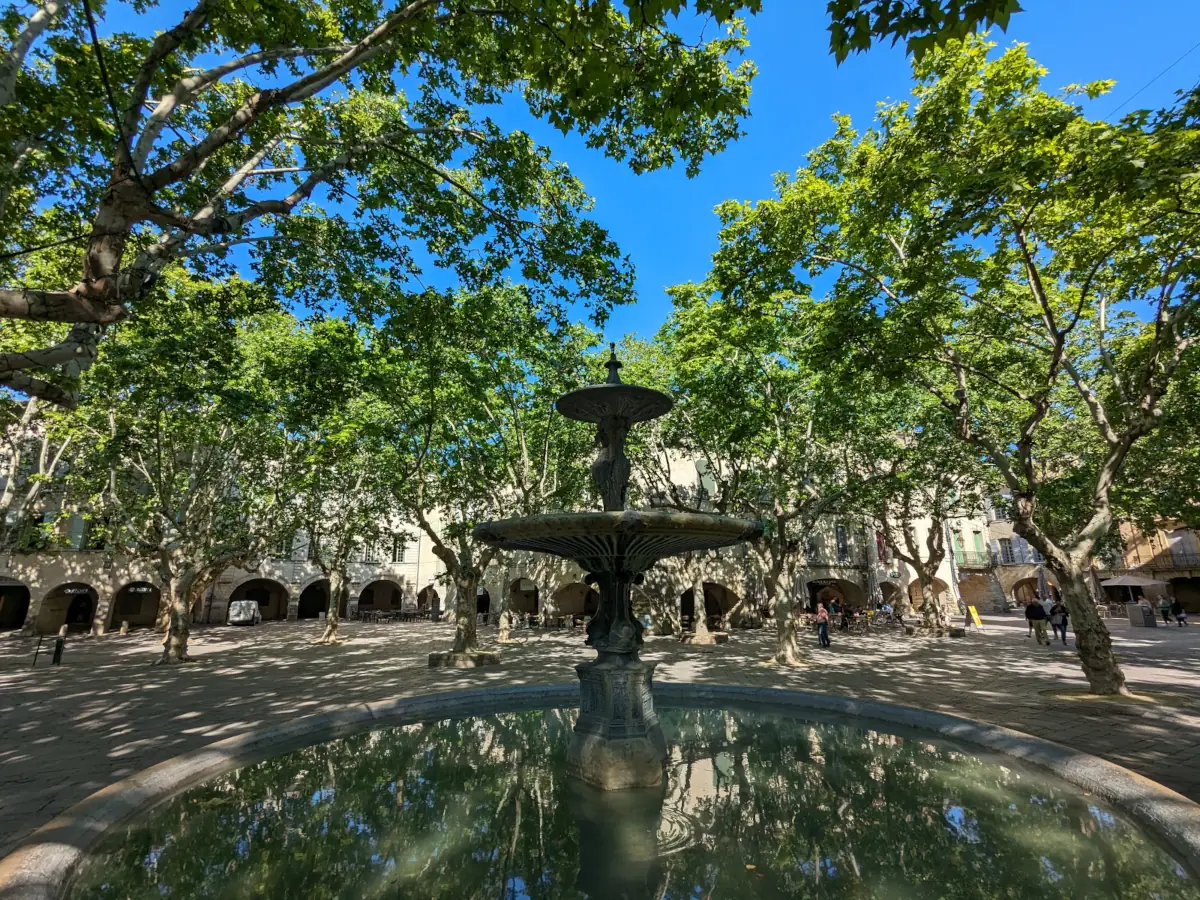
left=955, top=551, right=994, bottom=567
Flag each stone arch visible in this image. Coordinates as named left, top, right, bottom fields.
left=230, top=578, right=290, bottom=621
left=508, top=577, right=540, bottom=615
left=1011, top=575, right=1060, bottom=606
left=807, top=578, right=867, bottom=611
left=36, top=582, right=99, bottom=635
left=879, top=582, right=902, bottom=607
left=907, top=576, right=950, bottom=611
left=550, top=582, right=599, bottom=617
left=108, top=581, right=160, bottom=630
left=0, top=579, right=31, bottom=631
left=416, top=585, right=440, bottom=615
left=298, top=579, right=329, bottom=619
left=1169, top=576, right=1200, bottom=614
left=680, top=581, right=741, bottom=627
left=357, top=579, right=404, bottom=616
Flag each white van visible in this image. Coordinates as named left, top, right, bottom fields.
left=226, top=599, right=262, bottom=626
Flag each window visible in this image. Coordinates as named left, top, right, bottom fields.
left=272, top=534, right=293, bottom=559
left=952, top=531, right=964, bottom=562
left=875, top=530, right=889, bottom=562
left=391, top=535, right=407, bottom=564
left=361, top=539, right=378, bottom=564
left=835, top=524, right=849, bottom=562
left=972, top=531, right=985, bottom=555
left=999, top=538, right=1015, bottom=564
left=805, top=534, right=820, bottom=560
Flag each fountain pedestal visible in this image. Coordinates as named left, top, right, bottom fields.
left=567, top=652, right=666, bottom=790
left=472, top=346, right=762, bottom=793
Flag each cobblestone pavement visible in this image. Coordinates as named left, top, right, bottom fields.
left=0, top=613, right=1197, bottom=859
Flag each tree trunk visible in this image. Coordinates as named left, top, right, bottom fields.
left=1056, top=563, right=1129, bottom=696
left=451, top=569, right=479, bottom=653
left=158, top=569, right=195, bottom=664
left=773, top=574, right=803, bottom=666
left=917, top=574, right=946, bottom=630
left=692, top=572, right=711, bottom=639
left=317, top=568, right=350, bottom=644
left=1013, top=519, right=1129, bottom=697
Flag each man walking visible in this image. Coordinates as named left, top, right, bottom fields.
left=1025, top=599, right=1050, bottom=646
left=1160, top=596, right=1173, bottom=625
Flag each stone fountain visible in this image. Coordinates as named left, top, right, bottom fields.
left=472, top=346, right=761, bottom=791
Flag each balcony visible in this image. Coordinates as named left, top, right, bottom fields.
left=955, top=551, right=994, bottom=568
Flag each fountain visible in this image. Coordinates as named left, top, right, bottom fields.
left=471, top=345, right=762, bottom=791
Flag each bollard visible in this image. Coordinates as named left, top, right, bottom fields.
left=32, top=636, right=43, bottom=668
left=52, top=634, right=65, bottom=665
left=119, top=620, right=130, bottom=635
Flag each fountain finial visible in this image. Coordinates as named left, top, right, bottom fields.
left=604, top=342, right=623, bottom=385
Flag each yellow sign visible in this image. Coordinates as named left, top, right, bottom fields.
left=968, top=605, right=983, bottom=628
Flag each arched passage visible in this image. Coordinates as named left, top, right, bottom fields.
left=416, top=586, right=440, bottom=617
left=36, top=583, right=98, bottom=635
left=298, top=580, right=329, bottom=619
left=357, top=579, right=403, bottom=617
left=108, top=581, right=160, bottom=630
left=476, top=587, right=491, bottom=617
left=907, top=577, right=950, bottom=611
left=0, top=582, right=31, bottom=631
left=680, top=581, right=741, bottom=628
left=1011, top=575, right=1059, bottom=606
left=551, top=582, right=599, bottom=617
left=1169, top=577, right=1200, bottom=614
left=508, top=577, right=540, bottom=615
left=807, top=578, right=867, bottom=611
left=879, top=582, right=902, bottom=608
left=231, top=578, right=290, bottom=621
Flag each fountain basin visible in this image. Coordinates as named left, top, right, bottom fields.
left=3, top=685, right=1199, bottom=900
left=471, top=509, right=762, bottom=573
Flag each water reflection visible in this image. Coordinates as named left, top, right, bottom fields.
left=72, top=708, right=1198, bottom=899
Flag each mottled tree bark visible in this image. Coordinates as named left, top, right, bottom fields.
left=316, top=568, right=350, bottom=644
left=158, top=569, right=195, bottom=664
left=451, top=569, right=480, bottom=653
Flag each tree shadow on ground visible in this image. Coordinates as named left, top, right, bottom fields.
left=0, top=616, right=1197, bottom=859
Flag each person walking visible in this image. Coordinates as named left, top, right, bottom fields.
left=815, top=602, right=832, bottom=648
left=1049, top=599, right=1069, bottom=646
left=1171, top=598, right=1189, bottom=627
left=1025, top=600, right=1050, bottom=646
left=1160, top=596, right=1173, bottom=625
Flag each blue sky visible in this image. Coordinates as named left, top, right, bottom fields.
left=506, top=0, right=1200, bottom=343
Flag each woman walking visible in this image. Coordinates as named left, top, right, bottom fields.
left=1171, top=598, right=1189, bottom=627
left=1049, top=599, right=1069, bottom=645
left=815, top=602, right=832, bottom=649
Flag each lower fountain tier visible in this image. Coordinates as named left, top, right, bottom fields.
left=471, top=510, right=762, bottom=574
left=567, top=653, right=666, bottom=790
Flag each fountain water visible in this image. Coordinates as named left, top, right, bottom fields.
left=472, top=345, right=762, bottom=791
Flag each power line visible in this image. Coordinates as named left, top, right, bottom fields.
left=1108, top=37, right=1200, bottom=118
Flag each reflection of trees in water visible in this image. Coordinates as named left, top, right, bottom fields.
left=73, top=710, right=1195, bottom=899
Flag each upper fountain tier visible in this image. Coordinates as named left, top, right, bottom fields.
left=472, top=345, right=762, bottom=573
left=554, top=345, right=673, bottom=427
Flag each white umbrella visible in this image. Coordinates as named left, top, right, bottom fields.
left=1100, top=573, right=1166, bottom=604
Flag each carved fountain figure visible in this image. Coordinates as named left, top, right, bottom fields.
left=473, top=345, right=761, bottom=791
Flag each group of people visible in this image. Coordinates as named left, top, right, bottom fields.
left=1026, top=592, right=1191, bottom=646
left=1159, top=596, right=1190, bottom=627
left=1023, top=595, right=1069, bottom=646
left=812, top=598, right=904, bottom=649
